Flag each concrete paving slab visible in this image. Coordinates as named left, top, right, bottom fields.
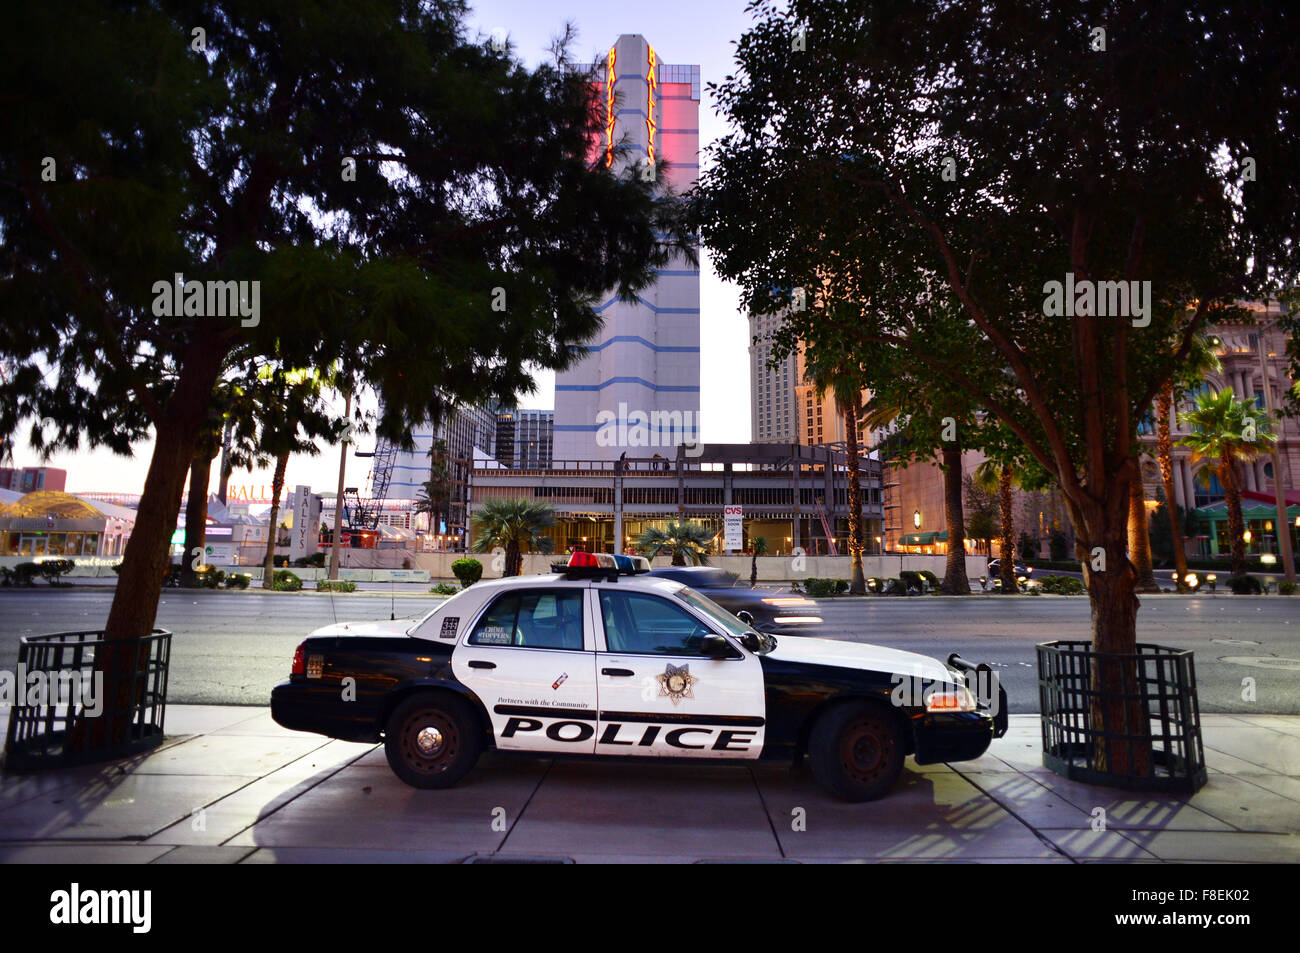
left=160, top=706, right=269, bottom=735
left=1202, top=725, right=1300, bottom=774
left=0, top=772, right=253, bottom=840
left=756, top=764, right=1062, bottom=860
left=1221, top=771, right=1300, bottom=806
left=206, top=709, right=308, bottom=737
left=1168, top=774, right=1300, bottom=833
left=499, top=759, right=781, bottom=860
left=1122, top=829, right=1300, bottom=863
left=950, top=769, right=1094, bottom=828
left=225, top=753, right=547, bottom=853
left=1010, top=773, right=1234, bottom=831
left=128, top=733, right=329, bottom=777
left=142, top=739, right=376, bottom=846
left=240, top=846, right=469, bottom=863
left=0, top=842, right=176, bottom=863
left=1229, top=715, right=1300, bottom=736
left=1036, top=829, right=1160, bottom=861
left=151, top=845, right=256, bottom=864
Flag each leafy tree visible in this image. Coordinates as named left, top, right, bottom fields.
left=973, top=461, right=1020, bottom=594
left=691, top=0, right=1300, bottom=773
left=471, top=498, right=556, bottom=577
left=636, top=521, right=713, bottom=566
left=415, top=439, right=453, bottom=538
left=0, top=2, right=688, bottom=744
left=1178, top=389, right=1276, bottom=576
left=963, top=474, right=999, bottom=559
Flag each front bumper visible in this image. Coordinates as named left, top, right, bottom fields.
left=910, top=654, right=1009, bottom=766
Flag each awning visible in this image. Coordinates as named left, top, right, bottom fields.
left=899, top=530, right=947, bottom=546
left=1193, top=501, right=1300, bottom=521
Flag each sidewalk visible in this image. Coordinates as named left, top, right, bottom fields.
left=1, top=708, right=1297, bottom=863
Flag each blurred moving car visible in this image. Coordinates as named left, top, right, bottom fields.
left=986, top=559, right=1031, bottom=577
left=646, top=566, right=822, bottom=633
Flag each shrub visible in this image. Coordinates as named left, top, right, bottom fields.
left=1037, top=574, right=1085, bottom=595
left=224, top=573, right=252, bottom=589
left=272, top=569, right=303, bottom=592
left=1049, top=530, right=1069, bottom=562
left=881, top=577, right=905, bottom=595
left=292, top=552, right=326, bottom=568
left=430, top=582, right=459, bottom=596
left=899, top=570, right=924, bottom=594
left=273, top=555, right=290, bottom=568
left=1280, top=581, right=1297, bottom=596
left=36, top=559, right=76, bottom=584
left=867, top=577, right=883, bottom=593
left=317, top=579, right=356, bottom=593
left=451, top=557, right=483, bottom=588
left=802, top=577, right=847, bottom=597
left=917, top=570, right=939, bottom=592
left=1227, top=574, right=1263, bottom=595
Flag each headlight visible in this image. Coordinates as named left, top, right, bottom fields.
left=926, top=685, right=978, bottom=713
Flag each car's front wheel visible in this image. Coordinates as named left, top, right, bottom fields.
left=384, top=693, right=481, bottom=789
left=808, top=701, right=905, bottom=801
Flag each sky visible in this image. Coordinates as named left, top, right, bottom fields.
left=25, top=0, right=761, bottom=497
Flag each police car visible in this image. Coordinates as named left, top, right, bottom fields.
left=271, top=552, right=1006, bottom=801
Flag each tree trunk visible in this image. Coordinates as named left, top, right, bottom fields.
left=1128, top=476, right=1160, bottom=592
left=844, top=401, right=866, bottom=594
left=998, top=467, right=1016, bottom=593
left=78, top=340, right=226, bottom=750
left=671, top=549, right=686, bottom=566
left=261, top=451, right=290, bottom=588
left=179, top=451, right=214, bottom=588
left=1221, top=456, right=1247, bottom=576
left=1157, top=385, right=1189, bottom=591
left=506, top=540, right=522, bottom=577
left=750, top=553, right=758, bottom=588
left=940, top=444, right=970, bottom=594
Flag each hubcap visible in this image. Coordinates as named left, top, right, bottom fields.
left=842, top=718, right=892, bottom=780
left=416, top=725, right=444, bottom=756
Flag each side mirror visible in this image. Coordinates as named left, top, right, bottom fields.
left=736, top=610, right=755, bottom=626
left=740, top=632, right=763, bottom=652
left=701, top=634, right=735, bottom=658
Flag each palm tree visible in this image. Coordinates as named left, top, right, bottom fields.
left=636, top=520, right=713, bottom=566
left=1156, top=335, right=1221, bottom=590
left=973, top=460, right=1018, bottom=594
left=470, top=498, right=555, bottom=577
left=749, top=535, right=769, bottom=587
left=1178, top=388, right=1275, bottom=576
left=415, top=439, right=452, bottom=541
left=808, top=359, right=868, bottom=594
left=1128, top=474, right=1160, bottom=593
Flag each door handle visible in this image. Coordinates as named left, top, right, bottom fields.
left=468, top=660, right=496, bottom=670
left=602, top=667, right=635, bottom=677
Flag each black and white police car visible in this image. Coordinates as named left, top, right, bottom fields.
left=271, top=552, right=1006, bottom=801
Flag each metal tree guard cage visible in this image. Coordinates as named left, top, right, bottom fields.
left=3, top=629, right=171, bottom=770
left=1037, top=640, right=1206, bottom=793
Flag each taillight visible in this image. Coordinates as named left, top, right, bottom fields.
left=291, top=642, right=306, bottom=676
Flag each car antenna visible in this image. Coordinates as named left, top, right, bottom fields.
left=391, top=577, right=396, bottom=621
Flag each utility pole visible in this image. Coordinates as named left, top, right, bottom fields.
left=1257, top=313, right=1295, bottom=583
left=328, top=391, right=352, bottom=581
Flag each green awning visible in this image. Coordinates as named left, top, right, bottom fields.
left=1193, top=502, right=1300, bottom=521
left=900, top=530, right=946, bottom=545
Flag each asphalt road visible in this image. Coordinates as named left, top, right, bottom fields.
left=1, top=587, right=1297, bottom=713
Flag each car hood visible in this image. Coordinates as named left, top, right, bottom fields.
left=309, top=619, right=420, bottom=638
left=767, top=636, right=952, bottom=682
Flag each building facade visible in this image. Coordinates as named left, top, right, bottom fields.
left=554, top=35, right=701, bottom=462
left=468, top=443, right=883, bottom=558
left=496, top=408, right=554, bottom=470
left=750, top=311, right=798, bottom=442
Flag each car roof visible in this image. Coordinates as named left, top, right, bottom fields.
left=468, top=572, right=685, bottom=595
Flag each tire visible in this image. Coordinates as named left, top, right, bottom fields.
left=808, top=700, right=905, bottom=802
left=384, top=693, right=482, bottom=790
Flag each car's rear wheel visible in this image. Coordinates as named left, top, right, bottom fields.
left=384, top=693, right=481, bottom=789
left=808, top=701, right=905, bottom=801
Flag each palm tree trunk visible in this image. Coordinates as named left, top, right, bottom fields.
left=940, top=444, right=970, bottom=594
left=261, top=450, right=290, bottom=588
left=1128, top=476, right=1160, bottom=592
left=998, top=467, right=1016, bottom=593
left=1221, top=456, right=1247, bottom=576
left=179, top=450, right=214, bottom=588
left=506, top=540, right=522, bottom=577
left=1157, top=385, right=1189, bottom=590
left=844, top=400, right=865, bottom=594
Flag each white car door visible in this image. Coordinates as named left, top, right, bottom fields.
left=592, top=584, right=765, bottom=759
left=452, top=585, right=598, bottom=753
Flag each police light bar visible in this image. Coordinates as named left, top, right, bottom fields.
left=551, top=551, right=620, bottom=580
left=612, top=554, right=651, bottom=575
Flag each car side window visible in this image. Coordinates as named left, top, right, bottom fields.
left=469, top=590, right=585, bottom=650
left=599, top=590, right=717, bottom=656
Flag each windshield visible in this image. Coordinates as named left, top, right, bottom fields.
left=675, top=586, right=751, bottom=637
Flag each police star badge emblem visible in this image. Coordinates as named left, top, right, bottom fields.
left=656, top=663, right=698, bottom=705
